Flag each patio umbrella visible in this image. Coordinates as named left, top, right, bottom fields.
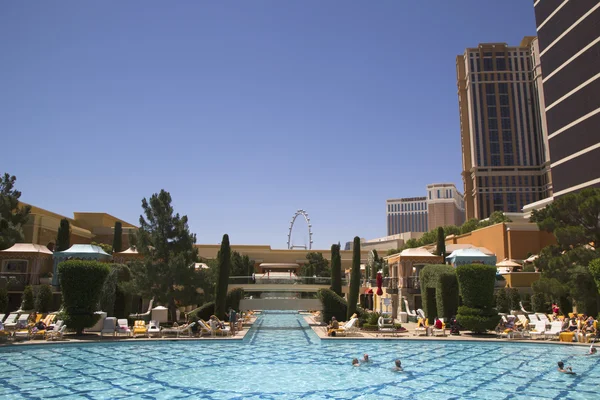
left=525, top=254, right=538, bottom=263
left=376, top=271, right=383, bottom=296
left=496, top=259, right=521, bottom=267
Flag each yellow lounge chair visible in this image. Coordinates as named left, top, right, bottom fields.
left=32, top=314, right=56, bottom=339
left=133, top=320, right=148, bottom=338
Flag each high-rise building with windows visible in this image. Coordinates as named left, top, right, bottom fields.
left=456, top=37, right=551, bottom=220
left=533, top=1, right=600, bottom=197
left=386, top=197, right=428, bottom=235
left=386, top=183, right=465, bottom=235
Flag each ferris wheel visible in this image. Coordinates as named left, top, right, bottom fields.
left=287, top=209, right=313, bottom=250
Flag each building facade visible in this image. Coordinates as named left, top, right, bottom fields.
left=456, top=37, right=551, bottom=220
left=386, top=197, right=428, bottom=235
left=426, top=183, right=466, bottom=228
left=533, top=1, right=600, bottom=196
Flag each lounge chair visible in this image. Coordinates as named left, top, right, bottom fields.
left=100, top=317, right=117, bottom=337
left=528, top=313, right=540, bottom=323
left=378, top=316, right=397, bottom=336
left=3, top=313, right=21, bottom=330
left=544, top=321, right=563, bottom=340
left=147, top=320, right=161, bottom=337
left=432, top=319, right=446, bottom=337
left=403, top=299, right=417, bottom=320
left=129, top=297, right=154, bottom=320
left=47, top=324, right=67, bottom=341
left=116, top=319, right=131, bottom=337
left=529, top=321, right=547, bottom=340
left=416, top=309, right=426, bottom=321
left=208, top=319, right=231, bottom=336
left=332, top=318, right=358, bottom=337
left=44, top=320, right=64, bottom=340
left=161, top=322, right=196, bottom=338
left=197, top=320, right=212, bottom=337
left=31, top=314, right=56, bottom=339
left=519, top=301, right=532, bottom=314
left=536, top=313, right=550, bottom=327
left=133, top=320, right=148, bottom=338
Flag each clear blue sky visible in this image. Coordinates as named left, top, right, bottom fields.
left=1, top=1, right=536, bottom=249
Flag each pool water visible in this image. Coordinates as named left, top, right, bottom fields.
left=0, top=311, right=599, bottom=399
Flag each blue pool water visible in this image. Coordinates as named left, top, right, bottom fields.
left=0, top=311, right=599, bottom=399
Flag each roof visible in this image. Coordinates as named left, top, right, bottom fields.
left=115, top=247, right=139, bottom=255
left=55, top=244, right=111, bottom=257
left=446, top=248, right=494, bottom=259
left=0, top=243, right=53, bottom=255
left=399, top=248, right=438, bottom=257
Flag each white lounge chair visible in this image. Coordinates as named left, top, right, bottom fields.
left=161, top=322, right=195, bottom=338
left=3, top=313, right=22, bottom=330
left=47, top=324, right=67, bottom=341
left=147, top=320, right=161, bottom=337
left=536, top=313, right=550, bottom=327
left=416, top=309, right=426, bottom=321
left=529, top=321, right=547, bottom=340
left=116, top=319, right=131, bottom=337
left=333, top=318, right=358, bottom=337
left=432, top=319, right=446, bottom=337
left=100, top=317, right=117, bottom=337
left=544, top=321, right=563, bottom=340
left=129, top=297, right=154, bottom=319
left=404, top=299, right=417, bottom=319
left=519, top=301, right=532, bottom=314
left=528, top=313, right=540, bottom=323
left=378, top=316, right=397, bottom=336
left=197, top=320, right=212, bottom=336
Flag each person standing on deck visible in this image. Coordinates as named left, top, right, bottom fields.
left=228, top=307, right=237, bottom=336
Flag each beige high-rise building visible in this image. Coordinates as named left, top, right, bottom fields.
left=456, top=37, right=552, bottom=220
left=426, top=183, right=465, bottom=228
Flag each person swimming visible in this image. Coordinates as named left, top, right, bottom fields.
left=362, top=354, right=371, bottom=363
left=393, top=359, right=403, bottom=372
left=557, top=361, right=576, bottom=375
left=587, top=344, right=597, bottom=355
left=352, top=358, right=360, bottom=367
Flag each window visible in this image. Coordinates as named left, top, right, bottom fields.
left=499, top=95, right=509, bottom=106
left=489, top=130, right=499, bottom=141
left=501, top=118, right=511, bottom=129
left=496, top=58, right=506, bottom=70
left=428, top=191, right=432, bottom=200
left=493, top=193, right=504, bottom=211
left=488, top=107, right=497, bottom=117
left=491, top=155, right=501, bottom=166
left=488, top=119, right=498, bottom=130
left=490, top=142, right=500, bottom=154
left=2, top=260, right=28, bottom=274
left=500, top=107, right=510, bottom=118
left=504, top=154, right=514, bottom=165
left=498, top=83, right=508, bottom=94
left=485, top=83, right=495, bottom=93
left=437, top=190, right=441, bottom=198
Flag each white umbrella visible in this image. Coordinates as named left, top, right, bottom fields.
left=496, top=259, right=522, bottom=267
left=525, top=255, right=538, bottom=263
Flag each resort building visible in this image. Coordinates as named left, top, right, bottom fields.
left=19, top=202, right=137, bottom=250
left=387, top=183, right=465, bottom=235
left=533, top=1, right=600, bottom=196
left=456, top=37, right=552, bottom=220
left=344, top=233, right=424, bottom=253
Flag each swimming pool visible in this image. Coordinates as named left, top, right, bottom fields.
left=0, top=311, right=598, bottom=399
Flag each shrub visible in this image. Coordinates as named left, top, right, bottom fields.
left=0, top=287, right=7, bottom=313
left=21, top=285, right=34, bottom=310
left=495, top=288, right=509, bottom=313
left=347, top=237, right=361, bottom=320
left=317, top=288, right=347, bottom=324
left=35, top=284, right=53, bottom=313
left=226, top=288, right=244, bottom=312
left=456, top=264, right=498, bottom=333
left=531, top=293, right=547, bottom=313
left=361, top=323, right=378, bottom=331
left=367, top=311, right=381, bottom=325
left=523, top=265, right=535, bottom=272
left=419, top=265, right=458, bottom=323
left=58, top=260, right=110, bottom=335
left=508, top=288, right=521, bottom=312
left=215, top=234, right=231, bottom=320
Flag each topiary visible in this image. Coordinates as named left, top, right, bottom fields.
left=531, top=293, right=547, bottom=313
left=508, top=288, right=521, bottom=312
left=456, top=306, right=499, bottom=333
left=496, top=288, right=509, bottom=313
left=456, top=264, right=498, bottom=333
left=35, top=284, right=53, bottom=313
left=58, top=260, right=110, bottom=335
left=21, top=285, right=34, bottom=310
left=317, top=288, right=347, bottom=324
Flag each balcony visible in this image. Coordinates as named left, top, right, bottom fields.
left=0, top=272, right=35, bottom=290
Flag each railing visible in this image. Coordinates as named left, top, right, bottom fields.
left=0, top=272, right=32, bottom=288
left=228, top=276, right=348, bottom=285
left=385, top=276, right=420, bottom=290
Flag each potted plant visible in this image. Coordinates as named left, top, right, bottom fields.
left=39, top=272, right=53, bottom=285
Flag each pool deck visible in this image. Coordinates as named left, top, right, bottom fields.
left=1, top=312, right=594, bottom=348
left=302, top=314, right=595, bottom=347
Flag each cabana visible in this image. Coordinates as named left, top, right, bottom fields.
left=446, top=248, right=497, bottom=267
left=0, top=244, right=53, bottom=287
left=113, top=246, right=144, bottom=264
left=52, top=244, right=112, bottom=286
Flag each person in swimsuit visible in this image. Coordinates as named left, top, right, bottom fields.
left=557, top=361, right=575, bottom=374
left=352, top=358, right=360, bottom=367
left=393, top=359, right=403, bottom=372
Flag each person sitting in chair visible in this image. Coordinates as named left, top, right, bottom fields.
left=327, top=317, right=339, bottom=337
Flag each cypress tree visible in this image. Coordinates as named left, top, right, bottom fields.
left=112, top=221, right=123, bottom=253
left=436, top=226, right=446, bottom=257
left=347, top=236, right=361, bottom=320
left=56, top=218, right=71, bottom=252
left=330, top=244, right=342, bottom=296
left=214, top=234, right=231, bottom=319
left=371, top=250, right=379, bottom=280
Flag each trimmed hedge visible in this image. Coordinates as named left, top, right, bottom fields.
left=508, top=288, right=521, bottom=312
left=456, top=264, right=499, bottom=333
left=22, top=285, right=34, bottom=310
left=419, top=265, right=458, bottom=323
left=317, top=288, right=347, bottom=324
left=58, top=260, right=110, bottom=335
left=187, top=288, right=245, bottom=323
left=495, top=288, right=509, bottom=313
left=35, top=284, right=53, bottom=313
left=531, top=293, right=546, bottom=313
left=0, top=287, right=7, bottom=313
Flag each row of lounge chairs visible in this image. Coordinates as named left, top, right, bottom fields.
left=0, top=312, right=67, bottom=341
left=98, top=317, right=235, bottom=338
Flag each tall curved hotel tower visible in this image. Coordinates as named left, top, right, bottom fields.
left=533, top=0, right=600, bottom=197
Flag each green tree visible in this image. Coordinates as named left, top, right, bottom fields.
left=35, top=284, right=54, bottom=313
left=91, top=241, right=112, bottom=255
left=0, top=287, right=8, bottom=313
left=371, top=250, right=380, bottom=280
left=301, top=252, right=330, bottom=277
left=455, top=264, right=499, bottom=333
left=590, top=258, right=600, bottom=296
left=131, top=190, right=198, bottom=322
left=460, top=218, right=481, bottom=235
left=214, top=234, right=231, bottom=320
left=0, top=173, right=31, bottom=250
left=404, top=238, right=419, bottom=249
left=112, top=221, right=123, bottom=253
left=21, top=285, right=34, bottom=310
left=347, top=236, right=361, bottom=320
left=495, top=288, right=509, bottom=314
left=56, top=218, right=71, bottom=252
left=435, top=226, right=446, bottom=257
left=230, top=251, right=255, bottom=277
left=330, top=244, right=342, bottom=296
left=58, top=260, right=110, bottom=335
